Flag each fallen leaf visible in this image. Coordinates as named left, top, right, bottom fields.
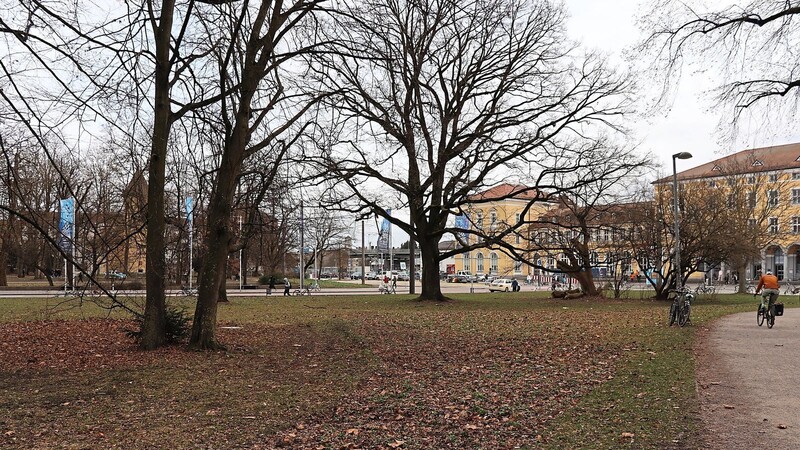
left=723, top=404, right=735, bottom=410
left=387, top=440, right=405, bottom=448
left=621, top=432, right=635, bottom=438
left=778, top=424, right=788, bottom=429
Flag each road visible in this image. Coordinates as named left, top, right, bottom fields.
left=0, top=279, right=540, bottom=297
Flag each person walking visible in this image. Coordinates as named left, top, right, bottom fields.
left=268, top=276, right=276, bottom=295
left=283, top=277, right=291, bottom=296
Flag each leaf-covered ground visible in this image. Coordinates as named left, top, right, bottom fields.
left=0, top=294, right=708, bottom=449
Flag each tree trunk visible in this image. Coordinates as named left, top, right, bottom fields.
left=735, top=257, right=749, bottom=294
left=188, top=81, right=256, bottom=350
left=0, top=247, right=7, bottom=287
left=573, top=270, right=600, bottom=296
left=218, top=278, right=229, bottom=303
left=139, top=0, right=176, bottom=350
left=418, top=237, right=445, bottom=301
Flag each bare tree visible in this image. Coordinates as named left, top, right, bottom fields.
left=188, top=0, right=325, bottom=350
left=624, top=155, right=789, bottom=299
left=311, top=0, right=635, bottom=301
left=490, top=149, right=650, bottom=296
left=640, top=0, right=800, bottom=132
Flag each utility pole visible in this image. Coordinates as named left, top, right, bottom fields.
left=299, top=200, right=304, bottom=290
left=361, top=217, right=366, bottom=285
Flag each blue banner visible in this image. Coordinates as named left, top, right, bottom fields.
left=185, top=197, right=194, bottom=230
left=377, top=209, right=391, bottom=252
left=454, top=214, right=469, bottom=243
left=58, top=197, right=75, bottom=252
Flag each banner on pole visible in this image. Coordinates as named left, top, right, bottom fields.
left=185, top=197, right=194, bottom=231
left=454, top=214, right=469, bottom=243
left=376, top=209, right=392, bottom=252
left=58, top=198, right=75, bottom=252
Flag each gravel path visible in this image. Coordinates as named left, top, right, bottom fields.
left=696, top=306, right=800, bottom=449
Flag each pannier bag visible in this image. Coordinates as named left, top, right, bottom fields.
left=774, top=303, right=784, bottom=316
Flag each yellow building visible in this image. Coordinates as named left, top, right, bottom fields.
left=455, top=184, right=553, bottom=278
left=659, top=142, right=800, bottom=281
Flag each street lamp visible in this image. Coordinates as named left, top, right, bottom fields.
left=672, top=152, right=693, bottom=290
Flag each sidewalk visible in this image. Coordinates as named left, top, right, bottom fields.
left=696, top=308, right=800, bottom=449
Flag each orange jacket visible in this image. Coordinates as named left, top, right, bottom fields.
left=756, top=274, right=779, bottom=291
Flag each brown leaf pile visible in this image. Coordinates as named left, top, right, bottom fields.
left=0, top=307, right=627, bottom=449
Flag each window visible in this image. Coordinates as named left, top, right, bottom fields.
left=769, top=217, right=779, bottom=234
left=490, top=253, right=499, bottom=274
left=726, top=193, right=735, bottom=208
left=768, top=190, right=779, bottom=206
left=489, top=210, right=497, bottom=229
left=476, top=253, right=484, bottom=273
left=747, top=175, right=756, bottom=184
left=515, top=213, right=521, bottom=224
left=793, top=189, right=800, bottom=205
left=514, top=261, right=522, bottom=274
left=748, top=218, right=758, bottom=229
left=748, top=191, right=757, bottom=208
left=793, top=217, right=800, bottom=234
left=476, top=212, right=483, bottom=229
left=463, top=252, right=471, bottom=271
left=708, top=180, right=716, bottom=187
left=515, top=232, right=521, bottom=245
left=793, top=172, right=800, bottom=180
left=769, top=173, right=779, bottom=182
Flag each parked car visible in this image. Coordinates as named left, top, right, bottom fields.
left=396, top=271, right=410, bottom=281
left=365, top=271, right=379, bottom=280
left=107, top=270, right=127, bottom=280
left=447, top=271, right=474, bottom=283
left=488, top=278, right=514, bottom=292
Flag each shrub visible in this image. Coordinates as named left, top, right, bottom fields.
left=126, top=306, right=191, bottom=344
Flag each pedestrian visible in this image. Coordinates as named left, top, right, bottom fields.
left=526, top=274, right=532, bottom=285
left=268, top=276, right=276, bottom=295
left=283, top=277, right=291, bottom=296
left=511, top=278, right=519, bottom=292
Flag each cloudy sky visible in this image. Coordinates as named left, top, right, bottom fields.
left=567, top=0, right=800, bottom=175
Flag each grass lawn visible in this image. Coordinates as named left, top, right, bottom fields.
left=0, top=291, right=758, bottom=449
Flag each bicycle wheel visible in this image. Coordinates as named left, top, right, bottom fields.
left=678, top=302, right=691, bottom=327
left=767, top=305, right=775, bottom=328
left=757, top=305, right=765, bottom=326
left=668, top=302, right=677, bottom=326
left=293, top=289, right=301, bottom=296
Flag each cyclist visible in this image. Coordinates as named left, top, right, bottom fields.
left=754, top=270, right=780, bottom=313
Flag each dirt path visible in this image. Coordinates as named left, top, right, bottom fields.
left=696, top=306, right=800, bottom=449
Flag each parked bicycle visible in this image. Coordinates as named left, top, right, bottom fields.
left=783, top=281, right=800, bottom=295
left=179, top=286, right=198, bottom=296
left=693, top=283, right=715, bottom=295
left=755, top=294, right=784, bottom=328
left=668, top=287, right=694, bottom=327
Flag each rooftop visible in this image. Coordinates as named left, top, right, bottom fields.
left=655, top=142, right=800, bottom=183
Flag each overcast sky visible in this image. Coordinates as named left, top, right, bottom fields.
left=566, top=0, right=800, bottom=175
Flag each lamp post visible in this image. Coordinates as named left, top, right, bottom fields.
left=672, top=152, right=693, bottom=290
